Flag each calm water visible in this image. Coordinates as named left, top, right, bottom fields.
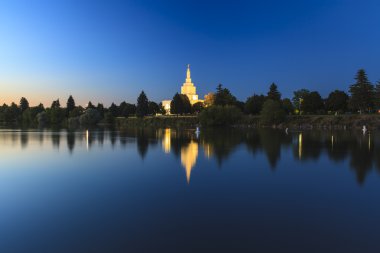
left=1, top=128, right=380, bottom=253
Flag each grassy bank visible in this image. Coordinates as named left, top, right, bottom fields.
left=114, top=114, right=380, bottom=130
left=115, top=115, right=199, bottom=129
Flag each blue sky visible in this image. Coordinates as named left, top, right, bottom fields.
left=0, top=0, right=379, bottom=106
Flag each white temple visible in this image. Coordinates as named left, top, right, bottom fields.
left=162, top=64, right=203, bottom=114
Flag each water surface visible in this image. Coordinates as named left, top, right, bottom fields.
left=1, top=128, right=380, bottom=253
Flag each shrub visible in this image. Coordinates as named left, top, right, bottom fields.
left=199, top=105, right=242, bottom=126
left=79, top=108, right=101, bottom=126
left=260, top=99, right=286, bottom=125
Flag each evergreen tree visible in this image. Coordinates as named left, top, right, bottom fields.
left=66, top=95, right=75, bottom=114
left=348, top=69, right=374, bottom=113
left=267, top=83, right=281, bottom=101
left=87, top=101, right=95, bottom=109
left=214, top=84, right=237, bottom=106
left=136, top=91, right=149, bottom=117
left=108, top=103, right=118, bottom=117
left=374, top=81, right=380, bottom=110
left=19, top=97, right=29, bottom=112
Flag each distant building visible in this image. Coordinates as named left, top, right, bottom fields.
left=162, top=64, right=204, bottom=114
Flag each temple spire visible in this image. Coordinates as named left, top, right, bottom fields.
left=186, top=64, right=191, bottom=81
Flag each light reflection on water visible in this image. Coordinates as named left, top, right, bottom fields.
left=1, top=128, right=380, bottom=253
left=0, top=128, right=378, bottom=185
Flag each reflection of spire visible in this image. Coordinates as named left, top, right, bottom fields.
left=298, top=133, right=302, bottom=159
left=181, top=140, right=198, bottom=184
left=331, top=135, right=334, bottom=150
left=162, top=129, right=171, bottom=153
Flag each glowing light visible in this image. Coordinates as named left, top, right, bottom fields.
left=298, top=133, right=302, bottom=159
left=181, top=140, right=198, bottom=184
left=162, top=128, right=171, bottom=154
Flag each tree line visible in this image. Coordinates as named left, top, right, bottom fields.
left=0, top=68, right=379, bottom=127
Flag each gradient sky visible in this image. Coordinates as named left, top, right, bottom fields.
left=1, top=0, right=379, bottom=107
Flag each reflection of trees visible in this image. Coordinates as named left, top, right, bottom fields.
left=293, top=132, right=323, bottom=161
left=67, top=131, right=75, bottom=153
left=200, top=129, right=244, bottom=166
left=114, top=127, right=380, bottom=186
left=260, top=129, right=291, bottom=170
left=20, top=132, right=28, bottom=148
left=136, top=129, right=149, bottom=159
left=52, top=131, right=60, bottom=149
left=245, top=129, right=292, bottom=170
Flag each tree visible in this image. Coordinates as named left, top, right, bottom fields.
left=136, top=91, right=149, bottom=117
left=348, top=69, right=374, bottom=113
left=292, top=89, right=310, bottom=114
left=192, top=102, right=204, bottom=113
left=245, top=94, right=266, bottom=115
left=214, top=84, right=237, bottom=106
left=374, top=81, right=380, bottom=110
left=79, top=108, right=101, bottom=126
left=267, top=83, right=281, bottom=101
left=199, top=105, right=242, bottom=126
left=19, top=97, right=29, bottom=112
left=87, top=101, right=95, bottom=109
left=282, top=98, right=294, bottom=115
left=108, top=103, right=118, bottom=117
left=66, top=95, right=75, bottom=114
left=170, top=93, right=191, bottom=115
left=301, top=91, right=324, bottom=114
left=326, top=90, right=349, bottom=113
left=260, top=99, right=286, bottom=125
left=51, top=99, right=61, bottom=109
left=148, top=101, right=160, bottom=115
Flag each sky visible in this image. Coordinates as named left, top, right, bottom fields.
left=0, top=0, right=379, bottom=107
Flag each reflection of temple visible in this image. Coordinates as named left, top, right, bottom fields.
left=161, top=128, right=199, bottom=183
left=162, top=129, right=171, bottom=154
left=181, top=141, right=198, bottom=184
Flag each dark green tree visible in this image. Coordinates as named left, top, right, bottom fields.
left=148, top=101, right=160, bottom=115
left=326, top=90, right=349, bottom=113
left=19, top=97, right=29, bottom=112
left=87, top=101, right=95, bottom=109
left=301, top=91, right=324, bottom=114
left=136, top=91, right=149, bottom=117
left=245, top=94, right=266, bottom=115
left=348, top=69, right=374, bottom=113
left=108, top=103, right=118, bottom=117
left=214, top=84, right=237, bottom=106
left=267, top=83, right=281, bottom=101
left=97, top=103, right=105, bottom=118
left=199, top=105, right=242, bottom=126
left=192, top=102, right=204, bottom=113
left=66, top=95, right=75, bottom=114
left=51, top=99, right=61, bottom=109
left=260, top=99, right=286, bottom=125
left=292, top=89, right=310, bottom=114
left=374, top=81, right=380, bottom=110
left=170, top=93, right=191, bottom=115
left=282, top=98, right=294, bottom=115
